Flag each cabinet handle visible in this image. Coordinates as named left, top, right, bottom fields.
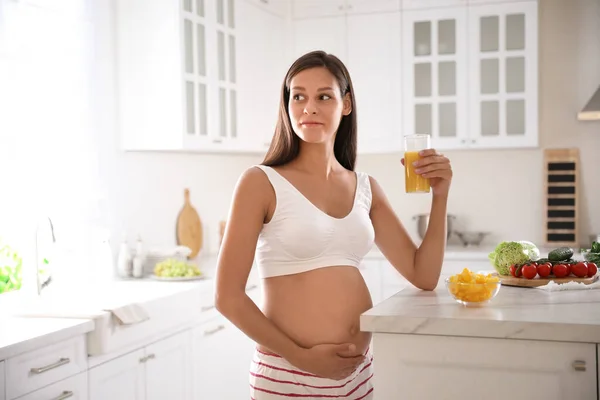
left=51, top=391, right=74, bottom=400
left=259, top=0, right=268, bottom=3
left=203, top=324, right=225, bottom=336
left=30, top=358, right=70, bottom=374
left=212, top=138, right=223, bottom=144
left=139, top=353, right=156, bottom=363
left=246, top=284, right=257, bottom=291
left=572, top=360, right=586, bottom=371
left=201, top=304, right=215, bottom=312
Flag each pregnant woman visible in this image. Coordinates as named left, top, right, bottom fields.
left=214, top=50, right=453, bottom=399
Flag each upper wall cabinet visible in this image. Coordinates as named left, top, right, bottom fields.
left=235, top=0, right=288, bottom=154
left=468, top=1, right=538, bottom=149
left=291, top=2, right=402, bottom=154
left=116, top=0, right=240, bottom=152
left=403, top=0, right=538, bottom=150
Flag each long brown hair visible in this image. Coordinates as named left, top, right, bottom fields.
left=261, top=51, right=358, bottom=171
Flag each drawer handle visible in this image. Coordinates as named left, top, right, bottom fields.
left=139, top=353, right=156, bottom=363
left=30, top=358, right=70, bottom=374
left=203, top=324, right=225, bottom=336
left=572, top=360, right=586, bottom=371
left=201, top=304, right=215, bottom=312
left=52, top=391, right=74, bottom=400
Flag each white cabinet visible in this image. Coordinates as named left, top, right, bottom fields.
left=291, top=7, right=402, bottom=154
left=191, top=285, right=262, bottom=399
left=468, top=1, right=538, bottom=149
left=6, top=336, right=87, bottom=400
left=116, top=0, right=239, bottom=152
left=374, top=334, right=597, bottom=400
left=347, top=12, right=402, bottom=154
left=192, top=316, right=255, bottom=399
left=0, top=361, right=4, bottom=400
left=403, top=0, right=538, bottom=150
left=15, top=372, right=88, bottom=400
left=88, top=330, right=192, bottom=400
left=402, top=7, right=468, bottom=149
left=235, top=0, right=287, bottom=153
left=88, top=349, right=145, bottom=400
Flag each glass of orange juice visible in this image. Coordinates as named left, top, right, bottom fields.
left=404, top=134, right=431, bottom=194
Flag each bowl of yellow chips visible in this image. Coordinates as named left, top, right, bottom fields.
left=445, top=268, right=501, bottom=306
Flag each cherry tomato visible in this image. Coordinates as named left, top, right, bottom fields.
left=537, top=262, right=551, bottom=278
left=572, top=262, right=588, bottom=278
left=586, top=262, right=598, bottom=277
left=552, top=263, right=569, bottom=278
left=521, top=264, right=537, bottom=279
left=510, top=264, right=522, bottom=277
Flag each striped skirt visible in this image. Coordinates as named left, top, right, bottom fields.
left=249, top=347, right=374, bottom=399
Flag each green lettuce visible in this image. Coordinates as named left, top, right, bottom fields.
left=488, top=241, right=540, bottom=275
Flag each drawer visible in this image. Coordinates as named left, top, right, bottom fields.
left=13, top=371, right=87, bottom=400
left=1, top=361, right=5, bottom=400
left=7, top=335, right=87, bottom=399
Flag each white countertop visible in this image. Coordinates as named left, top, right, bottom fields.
left=360, top=278, right=600, bottom=344
left=0, top=317, right=94, bottom=360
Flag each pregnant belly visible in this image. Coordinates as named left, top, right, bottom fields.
left=259, top=266, right=373, bottom=356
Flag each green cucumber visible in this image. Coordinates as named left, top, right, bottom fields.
left=548, top=247, right=574, bottom=262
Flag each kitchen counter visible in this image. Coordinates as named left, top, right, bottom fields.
left=361, top=279, right=600, bottom=399
left=0, top=316, right=94, bottom=360
left=360, top=278, right=600, bottom=343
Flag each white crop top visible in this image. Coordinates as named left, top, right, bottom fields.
left=254, top=165, right=375, bottom=279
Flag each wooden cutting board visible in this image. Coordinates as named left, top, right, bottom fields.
left=499, top=274, right=599, bottom=288
left=176, top=188, right=203, bottom=259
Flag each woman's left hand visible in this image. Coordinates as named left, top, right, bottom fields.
left=402, top=149, right=453, bottom=197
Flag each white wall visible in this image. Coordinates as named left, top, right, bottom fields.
left=1, top=0, right=599, bottom=276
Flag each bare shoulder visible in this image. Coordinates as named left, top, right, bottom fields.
left=366, top=174, right=390, bottom=210
left=231, top=165, right=275, bottom=220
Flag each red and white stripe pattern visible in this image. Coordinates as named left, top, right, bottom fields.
left=249, top=347, right=374, bottom=399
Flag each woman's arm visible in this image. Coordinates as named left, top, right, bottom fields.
left=214, top=167, right=303, bottom=361
left=369, top=150, right=452, bottom=290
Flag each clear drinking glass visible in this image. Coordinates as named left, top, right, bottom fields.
left=404, top=134, right=431, bottom=193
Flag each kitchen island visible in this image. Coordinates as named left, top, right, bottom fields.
left=360, top=279, right=600, bottom=400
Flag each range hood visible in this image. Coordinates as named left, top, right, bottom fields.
left=578, top=86, right=600, bottom=121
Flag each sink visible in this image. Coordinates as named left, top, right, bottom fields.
left=11, top=278, right=217, bottom=356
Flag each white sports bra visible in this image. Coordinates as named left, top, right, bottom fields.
left=254, top=165, right=375, bottom=279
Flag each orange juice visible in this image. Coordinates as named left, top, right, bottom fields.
left=405, top=151, right=430, bottom=193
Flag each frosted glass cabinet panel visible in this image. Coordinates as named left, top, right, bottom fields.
left=468, top=1, right=538, bottom=148
left=403, top=7, right=468, bottom=149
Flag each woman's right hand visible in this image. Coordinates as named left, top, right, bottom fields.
left=291, top=343, right=366, bottom=380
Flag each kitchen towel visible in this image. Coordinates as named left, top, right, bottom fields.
left=103, top=303, right=150, bottom=325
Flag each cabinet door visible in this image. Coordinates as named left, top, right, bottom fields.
left=192, top=316, right=256, bottom=399
left=292, top=16, right=347, bottom=63
left=403, top=7, right=468, bottom=150
left=145, top=330, right=193, bottom=400
left=236, top=0, right=285, bottom=153
left=347, top=11, right=402, bottom=154
left=468, top=1, right=538, bottom=149
left=0, top=361, right=4, bottom=400
left=15, top=372, right=88, bottom=400
left=292, top=0, right=345, bottom=19
left=89, top=350, right=145, bottom=400
left=374, top=334, right=597, bottom=400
